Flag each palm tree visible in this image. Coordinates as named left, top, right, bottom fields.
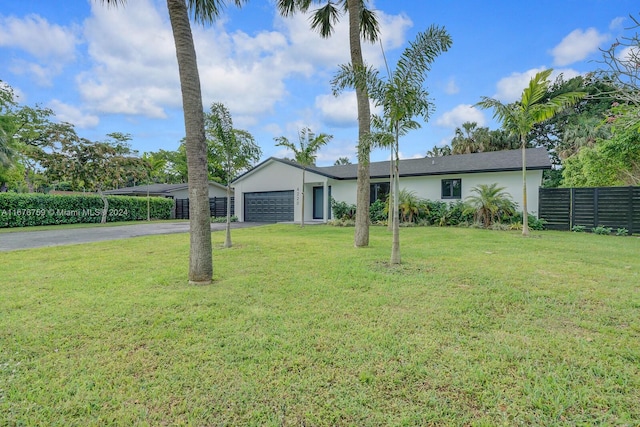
left=333, top=26, right=452, bottom=264
left=205, top=102, right=261, bottom=248
left=98, top=0, right=246, bottom=284
left=425, top=145, right=451, bottom=157
left=334, top=156, right=351, bottom=165
left=464, top=183, right=516, bottom=228
left=477, top=69, right=585, bottom=236
left=398, top=189, right=421, bottom=223
left=275, top=127, right=332, bottom=227
left=276, top=0, right=379, bottom=247
left=451, top=121, right=486, bottom=154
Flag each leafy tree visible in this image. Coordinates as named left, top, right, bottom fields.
left=528, top=74, right=616, bottom=166
left=275, top=127, right=332, bottom=227
left=99, top=0, right=247, bottom=284
left=477, top=69, right=585, bottom=236
left=333, top=26, right=452, bottom=264
left=205, top=102, right=261, bottom=247
left=334, top=156, right=351, bottom=165
left=562, top=122, right=640, bottom=186
left=464, top=183, right=516, bottom=228
left=277, top=0, right=380, bottom=247
left=450, top=122, right=519, bottom=155
left=40, top=132, right=147, bottom=223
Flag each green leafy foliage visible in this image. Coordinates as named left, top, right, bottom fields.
left=592, top=225, right=612, bottom=235
left=463, top=183, right=516, bottom=228
left=571, top=225, right=587, bottom=232
left=616, top=227, right=629, bottom=236
left=0, top=193, right=173, bottom=228
left=368, top=198, right=387, bottom=223
left=330, top=198, right=356, bottom=220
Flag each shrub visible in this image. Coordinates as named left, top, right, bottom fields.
left=0, top=193, right=173, bottom=228
left=331, top=198, right=356, bottom=220
left=464, top=183, right=516, bottom=228
left=616, top=227, right=629, bottom=236
left=369, top=199, right=387, bottom=223
left=592, top=225, right=612, bottom=235
left=510, top=213, right=546, bottom=231
left=571, top=225, right=586, bottom=232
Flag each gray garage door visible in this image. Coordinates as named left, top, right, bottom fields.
left=244, top=190, right=294, bottom=222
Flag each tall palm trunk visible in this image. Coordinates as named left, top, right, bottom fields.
left=387, top=146, right=393, bottom=230
left=349, top=0, right=371, bottom=247
left=167, top=0, right=213, bottom=284
left=390, top=133, right=401, bottom=264
left=300, top=168, right=306, bottom=227
left=225, top=181, right=232, bottom=248
left=521, top=137, right=529, bottom=237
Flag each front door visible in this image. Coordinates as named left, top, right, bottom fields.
left=312, top=186, right=323, bottom=219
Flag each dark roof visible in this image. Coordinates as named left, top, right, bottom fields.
left=104, top=181, right=226, bottom=196
left=234, top=148, right=551, bottom=183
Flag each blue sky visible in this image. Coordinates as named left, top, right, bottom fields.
left=0, top=0, right=636, bottom=165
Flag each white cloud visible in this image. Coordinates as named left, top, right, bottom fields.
left=0, top=14, right=79, bottom=85
left=77, top=0, right=178, bottom=118
left=316, top=92, right=357, bottom=127
left=609, top=17, right=626, bottom=31
left=551, top=28, right=609, bottom=66
left=435, top=104, right=485, bottom=129
left=444, top=77, right=459, bottom=95
left=0, top=14, right=78, bottom=60
left=274, top=8, right=412, bottom=72
left=48, top=99, right=100, bottom=128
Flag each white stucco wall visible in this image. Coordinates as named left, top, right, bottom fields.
left=330, top=170, right=544, bottom=216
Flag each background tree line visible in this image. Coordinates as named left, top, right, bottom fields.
left=428, top=65, right=639, bottom=188
left=0, top=83, right=248, bottom=194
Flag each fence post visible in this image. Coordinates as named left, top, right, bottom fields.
left=629, top=186, right=634, bottom=234
left=570, top=188, right=575, bottom=230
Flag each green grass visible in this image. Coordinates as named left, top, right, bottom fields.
left=1, top=225, right=638, bottom=426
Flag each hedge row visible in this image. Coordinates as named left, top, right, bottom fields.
left=0, top=193, right=174, bottom=228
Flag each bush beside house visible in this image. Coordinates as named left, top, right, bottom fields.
left=0, top=193, right=174, bottom=228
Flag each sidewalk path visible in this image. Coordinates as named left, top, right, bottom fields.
left=0, top=222, right=267, bottom=252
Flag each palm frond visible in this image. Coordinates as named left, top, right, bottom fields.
left=309, top=2, right=341, bottom=38
left=359, top=6, right=380, bottom=43
left=186, top=0, right=248, bottom=25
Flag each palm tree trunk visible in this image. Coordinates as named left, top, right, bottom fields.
left=521, top=138, right=529, bottom=237
left=349, top=0, right=371, bottom=247
left=390, top=138, right=401, bottom=265
left=167, top=0, right=213, bottom=284
left=224, top=181, right=232, bottom=248
left=388, top=146, right=393, bottom=231
left=300, top=168, right=305, bottom=227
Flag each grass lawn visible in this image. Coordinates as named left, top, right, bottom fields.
left=1, top=225, right=638, bottom=426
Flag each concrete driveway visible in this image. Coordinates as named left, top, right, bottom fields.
left=0, top=221, right=268, bottom=252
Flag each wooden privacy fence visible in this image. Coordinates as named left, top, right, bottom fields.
left=175, top=197, right=235, bottom=220
left=539, top=186, right=640, bottom=234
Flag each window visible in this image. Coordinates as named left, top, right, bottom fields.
left=370, top=182, right=390, bottom=204
left=441, top=179, right=461, bottom=199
